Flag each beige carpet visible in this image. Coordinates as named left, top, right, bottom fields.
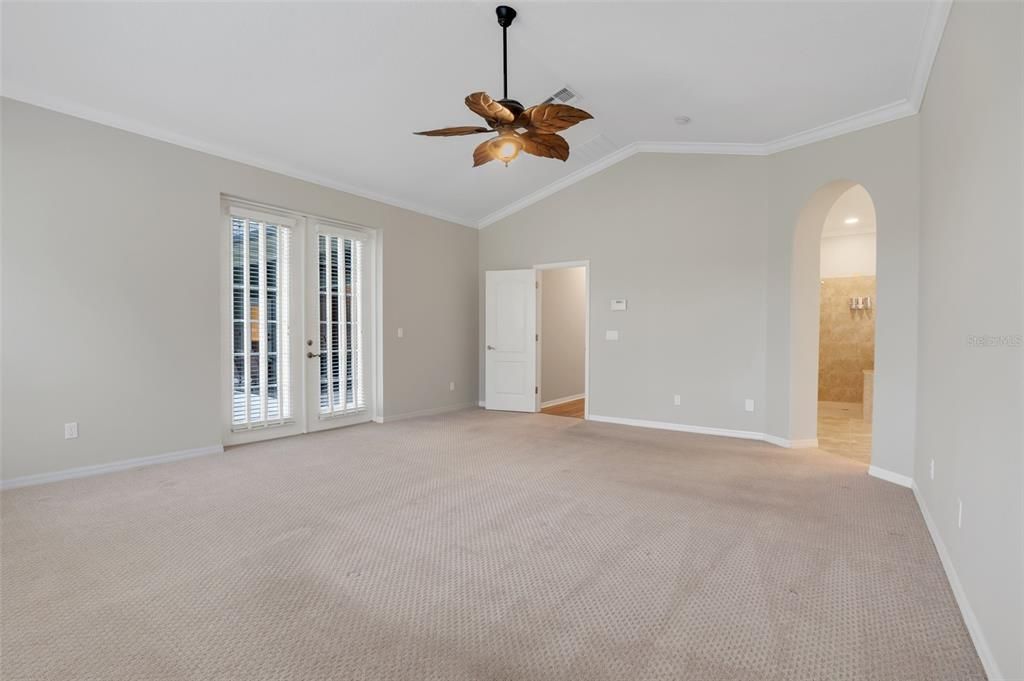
left=1, top=410, right=984, bottom=680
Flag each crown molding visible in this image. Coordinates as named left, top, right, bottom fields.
left=760, top=98, right=918, bottom=156
left=1, top=90, right=477, bottom=228
left=909, top=0, right=953, bottom=109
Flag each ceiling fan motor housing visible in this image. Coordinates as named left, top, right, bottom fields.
left=498, top=99, right=525, bottom=119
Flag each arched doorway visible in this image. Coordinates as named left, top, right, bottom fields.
left=789, top=181, right=878, bottom=465
left=815, top=186, right=876, bottom=462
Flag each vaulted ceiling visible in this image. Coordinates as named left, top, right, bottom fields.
left=2, top=1, right=949, bottom=227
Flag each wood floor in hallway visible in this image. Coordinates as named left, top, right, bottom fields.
left=540, top=397, right=585, bottom=418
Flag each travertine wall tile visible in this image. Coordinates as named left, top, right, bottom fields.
left=818, top=276, right=876, bottom=402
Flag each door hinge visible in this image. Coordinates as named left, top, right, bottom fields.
left=535, top=333, right=539, bottom=342
left=535, top=386, right=539, bottom=395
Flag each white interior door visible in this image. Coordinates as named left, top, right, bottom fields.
left=304, top=222, right=375, bottom=432
left=485, top=269, right=538, bottom=412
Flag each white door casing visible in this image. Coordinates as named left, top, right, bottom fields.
left=485, top=269, right=538, bottom=412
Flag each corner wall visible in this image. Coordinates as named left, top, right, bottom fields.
left=914, top=2, right=1024, bottom=678
left=1, top=99, right=480, bottom=481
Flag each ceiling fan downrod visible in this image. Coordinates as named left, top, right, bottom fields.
left=496, top=5, right=516, bottom=101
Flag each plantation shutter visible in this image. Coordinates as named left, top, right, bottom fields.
left=316, top=227, right=367, bottom=417
left=230, top=207, right=294, bottom=430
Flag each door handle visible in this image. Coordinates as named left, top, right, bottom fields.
left=307, top=351, right=321, bottom=358
left=486, top=345, right=496, bottom=350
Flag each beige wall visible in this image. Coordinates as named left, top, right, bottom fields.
left=480, top=116, right=920, bottom=478
left=914, top=2, right=1023, bottom=678
left=818, top=276, right=875, bottom=403
left=540, top=267, right=586, bottom=403
left=1, top=99, right=479, bottom=480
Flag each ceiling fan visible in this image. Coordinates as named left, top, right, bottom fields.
left=414, top=5, right=593, bottom=167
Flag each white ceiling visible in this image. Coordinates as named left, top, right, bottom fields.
left=1, top=1, right=948, bottom=227
left=822, top=185, right=877, bottom=237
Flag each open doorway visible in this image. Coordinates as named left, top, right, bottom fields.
left=537, top=263, right=588, bottom=419
left=815, top=185, right=876, bottom=463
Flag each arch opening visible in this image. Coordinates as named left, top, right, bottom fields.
left=789, top=181, right=878, bottom=465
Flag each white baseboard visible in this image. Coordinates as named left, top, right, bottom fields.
left=912, top=482, right=1002, bottom=681
left=868, top=465, right=914, bottom=488
left=381, top=402, right=477, bottom=423
left=540, top=393, right=586, bottom=408
left=763, top=434, right=819, bottom=449
left=588, top=414, right=780, bottom=444
left=588, top=414, right=822, bottom=449
left=0, top=444, right=224, bottom=490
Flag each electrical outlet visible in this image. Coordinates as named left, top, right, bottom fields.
left=673, top=394, right=681, bottom=406
left=397, top=327, right=404, bottom=338
left=957, top=499, right=963, bottom=528
left=930, top=459, right=935, bottom=480
left=605, top=330, right=619, bottom=341
left=449, top=381, right=456, bottom=392
left=64, top=422, right=78, bottom=440
left=744, top=399, right=755, bottom=412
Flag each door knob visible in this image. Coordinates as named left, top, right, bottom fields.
left=307, top=351, right=321, bottom=358
left=486, top=345, right=496, bottom=350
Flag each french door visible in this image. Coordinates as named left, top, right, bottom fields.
left=223, top=201, right=376, bottom=444
left=304, top=223, right=372, bottom=432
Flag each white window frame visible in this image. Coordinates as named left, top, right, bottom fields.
left=220, top=197, right=382, bottom=446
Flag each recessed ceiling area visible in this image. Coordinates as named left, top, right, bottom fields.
left=1, top=1, right=948, bottom=227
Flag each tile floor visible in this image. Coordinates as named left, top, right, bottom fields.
left=817, top=401, right=872, bottom=464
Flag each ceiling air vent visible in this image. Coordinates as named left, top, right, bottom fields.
left=542, top=86, right=580, bottom=105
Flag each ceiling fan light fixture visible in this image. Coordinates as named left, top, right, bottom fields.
left=492, top=131, right=523, bottom=165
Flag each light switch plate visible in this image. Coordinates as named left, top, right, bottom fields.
left=745, top=399, right=755, bottom=412
left=610, top=299, right=627, bottom=311
left=397, top=327, right=404, bottom=338
left=605, top=330, right=619, bottom=341
left=64, top=422, right=78, bottom=440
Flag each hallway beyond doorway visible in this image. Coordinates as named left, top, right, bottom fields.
left=541, top=398, right=585, bottom=419
left=818, top=401, right=872, bottom=464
